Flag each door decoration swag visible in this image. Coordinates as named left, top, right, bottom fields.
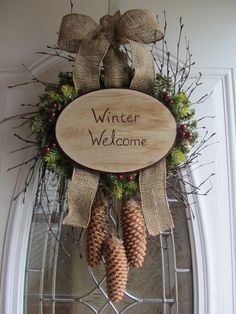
left=2, top=9, right=213, bottom=303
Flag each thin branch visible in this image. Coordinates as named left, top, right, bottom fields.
left=20, top=102, right=41, bottom=107
left=22, top=63, right=58, bottom=86
left=14, top=133, right=36, bottom=144
left=13, top=156, right=40, bottom=201
left=35, top=49, right=75, bottom=62
left=173, top=17, right=184, bottom=91
left=192, top=91, right=213, bottom=104
left=47, top=45, right=76, bottom=60
left=8, top=81, right=41, bottom=89
left=12, top=120, right=31, bottom=129
left=185, top=161, right=215, bottom=175
left=177, top=38, right=194, bottom=91
left=196, top=116, right=215, bottom=123
left=78, top=228, right=85, bottom=258
left=9, top=144, right=36, bottom=154
left=122, top=45, right=133, bottom=65
left=185, top=73, right=203, bottom=97
left=39, top=201, right=70, bottom=258
left=7, top=155, right=38, bottom=172
left=164, top=41, right=175, bottom=77
left=0, top=111, right=38, bottom=124
left=161, top=11, right=168, bottom=74
left=9, top=64, right=58, bottom=89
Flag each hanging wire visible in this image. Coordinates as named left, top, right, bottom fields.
left=69, top=0, right=74, bottom=14
left=108, top=0, right=120, bottom=15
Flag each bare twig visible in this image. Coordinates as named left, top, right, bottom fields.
left=39, top=201, right=70, bottom=258
left=12, top=120, right=31, bottom=129
left=0, top=111, right=38, bottom=124
left=35, top=46, right=76, bottom=62
left=13, top=155, right=40, bottom=201
left=21, top=102, right=41, bottom=107
left=9, top=64, right=58, bottom=88
left=192, top=91, right=213, bottom=104
left=14, top=133, right=36, bottom=144
left=196, top=116, right=215, bottom=123
left=173, top=17, right=184, bottom=91
left=7, top=155, right=38, bottom=172
left=8, top=81, right=41, bottom=89
left=185, top=72, right=203, bottom=97
left=9, top=144, right=36, bottom=154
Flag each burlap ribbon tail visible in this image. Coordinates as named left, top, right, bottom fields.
left=63, top=168, right=100, bottom=228
left=58, top=9, right=174, bottom=235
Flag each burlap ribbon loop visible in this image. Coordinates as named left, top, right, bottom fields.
left=58, top=10, right=174, bottom=235
left=115, top=9, right=164, bottom=44
left=58, top=13, right=101, bottom=53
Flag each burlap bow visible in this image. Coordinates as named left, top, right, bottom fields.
left=58, top=9, right=174, bottom=236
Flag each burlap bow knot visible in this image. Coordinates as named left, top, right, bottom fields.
left=57, top=9, right=174, bottom=236
left=58, top=9, right=163, bottom=94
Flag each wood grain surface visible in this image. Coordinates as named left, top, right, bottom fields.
left=56, top=89, right=176, bottom=173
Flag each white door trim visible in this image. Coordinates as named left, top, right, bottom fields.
left=1, top=153, right=38, bottom=314
left=186, top=68, right=236, bottom=314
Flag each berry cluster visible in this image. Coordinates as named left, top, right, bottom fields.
left=40, top=102, right=61, bottom=154
left=41, top=142, right=58, bottom=154
left=177, top=124, right=192, bottom=140
left=162, top=91, right=174, bottom=106
left=48, top=102, right=61, bottom=120
left=116, top=174, right=134, bottom=182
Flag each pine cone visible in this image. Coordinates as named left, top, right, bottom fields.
left=103, top=235, right=128, bottom=303
left=121, top=199, right=147, bottom=268
left=86, top=202, right=107, bottom=267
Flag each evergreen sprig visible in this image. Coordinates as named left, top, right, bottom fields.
left=30, top=72, right=76, bottom=177
left=154, top=74, right=198, bottom=171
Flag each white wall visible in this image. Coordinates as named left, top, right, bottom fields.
left=0, top=0, right=236, bottom=313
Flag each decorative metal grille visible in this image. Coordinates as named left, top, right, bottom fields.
left=24, top=173, right=193, bottom=314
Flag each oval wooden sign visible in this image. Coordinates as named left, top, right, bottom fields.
left=56, top=89, right=176, bottom=173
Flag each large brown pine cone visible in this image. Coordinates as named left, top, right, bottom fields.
left=121, top=199, right=147, bottom=268
left=103, top=235, right=128, bottom=303
left=86, top=202, right=107, bottom=267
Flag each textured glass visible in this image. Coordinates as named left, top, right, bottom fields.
left=24, top=173, right=193, bottom=314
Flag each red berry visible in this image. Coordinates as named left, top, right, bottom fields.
left=116, top=174, right=124, bottom=180
left=162, top=91, right=169, bottom=100
left=41, top=145, right=50, bottom=154
left=50, top=142, right=58, bottom=149
left=178, top=132, right=186, bottom=139
left=184, top=132, right=193, bottom=140
left=51, top=103, right=59, bottom=110
left=127, top=175, right=134, bottom=181
left=165, top=95, right=173, bottom=105
left=168, top=98, right=174, bottom=105
left=48, top=111, right=56, bottom=119
left=178, top=124, right=188, bottom=132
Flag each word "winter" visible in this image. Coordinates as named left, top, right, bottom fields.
left=91, top=108, right=140, bottom=124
